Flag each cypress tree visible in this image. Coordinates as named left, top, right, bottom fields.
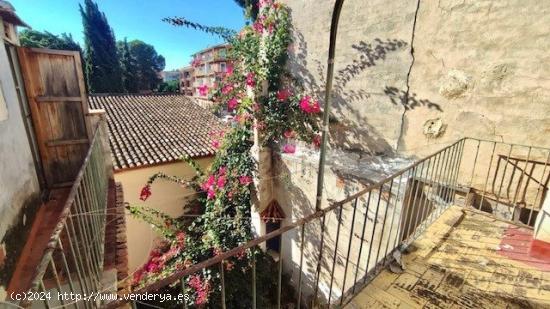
left=80, top=0, right=123, bottom=93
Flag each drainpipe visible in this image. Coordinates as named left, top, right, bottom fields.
left=314, top=0, right=345, bottom=211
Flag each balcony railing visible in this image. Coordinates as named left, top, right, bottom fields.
left=102, top=137, right=549, bottom=308
left=19, top=125, right=111, bottom=308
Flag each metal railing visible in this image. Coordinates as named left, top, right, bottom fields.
left=20, top=126, right=110, bottom=309
left=459, top=138, right=550, bottom=226
left=101, top=137, right=549, bottom=308
left=104, top=139, right=466, bottom=308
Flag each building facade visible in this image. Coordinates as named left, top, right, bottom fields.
left=161, top=70, right=181, bottom=82
left=179, top=43, right=232, bottom=97
left=179, top=66, right=193, bottom=95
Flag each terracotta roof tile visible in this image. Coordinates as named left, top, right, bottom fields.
left=260, top=200, right=286, bottom=223
left=89, top=94, right=222, bottom=170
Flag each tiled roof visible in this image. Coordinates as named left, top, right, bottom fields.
left=89, top=94, right=221, bottom=170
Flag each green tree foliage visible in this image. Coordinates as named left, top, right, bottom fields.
left=117, top=39, right=139, bottom=93
left=19, top=29, right=81, bottom=51
left=126, top=40, right=165, bottom=91
left=162, top=17, right=236, bottom=42
left=80, top=0, right=123, bottom=93
left=157, top=80, right=180, bottom=93
left=234, top=0, right=259, bottom=20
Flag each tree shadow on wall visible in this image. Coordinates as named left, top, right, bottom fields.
left=289, top=30, right=443, bottom=155
left=384, top=86, right=442, bottom=112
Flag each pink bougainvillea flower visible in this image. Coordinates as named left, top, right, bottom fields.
left=299, top=96, right=312, bottom=113
left=239, top=175, right=253, bottom=186
left=283, top=144, right=296, bottom=154
left=226, top=64, right=234, bottom=76
left=228, top=97, right=239, bottom=111
left=207, top=188, right=216, bottom=200
left=252, top=21, right=264, bottom=33
left=217, top=175, right=226, bottom=188
left=276, top=89, right=291, bottom=101
left=313, top=134, right=322, bottom=148
left=311, top=100, right=321, bottom=113
left=198, top=84, right=209, bottom=96
left=132, top=269, right=145, bottom=286
left=246, top=72, right=256, bottom=87
left=222, top=84, right=234, bottom=95
left=201, top=175, right=216, bottom=191
left=188, top=275, right=211, bottom=305
left=218, top=166, right=227, bottom=176
left=283, top=130, right=296, bottom=139
left=211, top=139, right=220, bottom=149
left=140, top=185, right=152, bottom=201
left=299, top=96, right=321, bottom=114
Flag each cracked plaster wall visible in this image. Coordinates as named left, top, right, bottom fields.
left=283, top=0, right=550, bottom=157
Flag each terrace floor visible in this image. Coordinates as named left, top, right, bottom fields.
left=346, top=206, right=550, bottom=308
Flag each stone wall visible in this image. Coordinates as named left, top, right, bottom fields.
left=283, top=0, right=550, bottom=157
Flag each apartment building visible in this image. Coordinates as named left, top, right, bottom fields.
left=179, top=43, right=232, bottom=97
left=179, top=66, right=193, bottom=95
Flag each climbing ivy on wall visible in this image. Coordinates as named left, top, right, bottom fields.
left=129, top=0, right=320, bottom=306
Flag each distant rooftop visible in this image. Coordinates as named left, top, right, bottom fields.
left=89, top=94, right=222, bottom=171
left=192, top=43, right=230, bottom=56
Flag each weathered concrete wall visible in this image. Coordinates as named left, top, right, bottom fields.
left=284, top=0, right=550, bottom=157
left=114, top=158, right=213, bottom=272
left=0, top=20, right=41, bottom=296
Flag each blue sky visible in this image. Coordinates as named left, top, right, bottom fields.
left=10, top=0, right=245, bottom=70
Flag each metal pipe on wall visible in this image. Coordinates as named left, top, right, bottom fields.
left=314, top=0, right=346, bottom=211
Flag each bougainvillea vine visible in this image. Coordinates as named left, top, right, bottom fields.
left=129, top=0, right=320, bottom=306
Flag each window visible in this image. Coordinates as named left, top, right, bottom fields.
left=218, top=49, right=227, bottom=59
left=266, top=221, right=281, bottom=253
left=220, top=62, right=226, bottom=73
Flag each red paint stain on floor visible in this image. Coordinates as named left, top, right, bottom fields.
left=498, top=225, right=550, bottom=271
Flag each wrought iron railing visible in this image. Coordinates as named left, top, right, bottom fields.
left=102, top=139, right=469, bottom=308
left=20, top=125, right=110, bottom=308
left=99, top=137, right=549, bottom=308
left=459, top=138, right=550, bottom=226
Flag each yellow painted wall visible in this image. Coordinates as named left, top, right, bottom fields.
left=114, top=157, right=213, bottom=273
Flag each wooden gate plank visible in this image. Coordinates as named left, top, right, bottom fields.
left=16, top=47, right=92, bottom=188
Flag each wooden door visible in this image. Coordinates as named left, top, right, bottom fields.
left=17, top=48, right=91, bottom=188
